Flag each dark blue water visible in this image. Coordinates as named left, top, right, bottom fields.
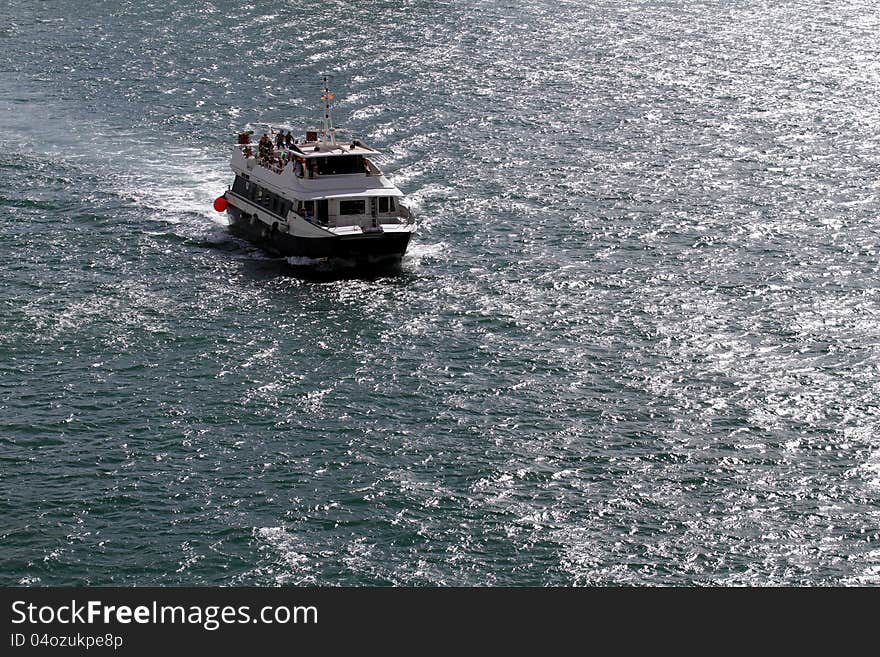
left=2, top=0, right=879, bottom=585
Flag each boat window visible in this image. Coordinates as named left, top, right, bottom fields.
left=316, top=155, right=364, bottom=176
left=339, top=199, right=365, bottom=215
left=298, top=200, right=315, bottom=217
left=232, top=176, right=248, bottom=195
left=388, top=197, right=395, bottom=212
left=378, top=197, right=389, bottom=213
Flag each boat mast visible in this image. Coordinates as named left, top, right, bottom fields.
left=320, top=75, right=336, bottom=146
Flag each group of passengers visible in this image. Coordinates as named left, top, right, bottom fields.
left=241, top=128, right=349, bottom=178
left=250, top=129, right=309, bottom=174
left=272, top=130, right=297, bottom=150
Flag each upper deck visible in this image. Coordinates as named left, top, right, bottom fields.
left=291, top=139, right=378, bottom=159
left=232, top=78, right=406, bottom=201
left=230, top=130, right=403, bottom=201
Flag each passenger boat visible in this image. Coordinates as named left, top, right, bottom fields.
left=214, top=77, right=415, bottom=269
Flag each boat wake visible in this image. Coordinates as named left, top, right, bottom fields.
left=286, top=255, right=328, bottom=268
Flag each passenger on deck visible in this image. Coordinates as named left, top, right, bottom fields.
left=275, top=131, right=284, bottom=149
left=258, top=133, right=272, bottom=160
left=284, top=131, right=293, bottom=148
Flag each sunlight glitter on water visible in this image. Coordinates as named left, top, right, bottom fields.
left=1, top=0, right=880, bottom=585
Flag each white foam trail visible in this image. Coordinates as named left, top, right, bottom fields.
left=115, top=140, right=231, bottom=226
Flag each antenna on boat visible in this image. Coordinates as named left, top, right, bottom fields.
left=320, top=75, right=336, bottom=146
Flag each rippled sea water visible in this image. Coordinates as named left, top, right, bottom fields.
left=1, top=0, right=879, bottom=585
